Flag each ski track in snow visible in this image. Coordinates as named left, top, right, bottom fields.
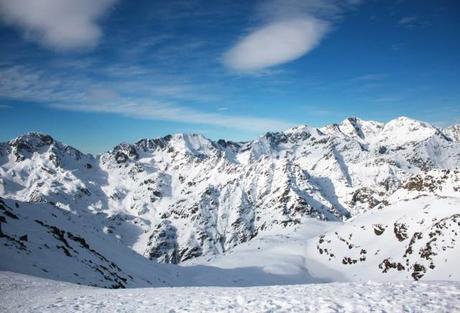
left=1, top=272, right=459, bottom=313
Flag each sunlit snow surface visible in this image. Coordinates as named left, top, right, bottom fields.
left=1, top=272, right=459, bottom=313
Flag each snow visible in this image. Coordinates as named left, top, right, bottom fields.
left=305, top=195, right=460, bottom=282
left=183, top=218, right=336, bottom=285
left=184, top=195, right=460, bottom=284
left=377, top=116, right=440, bottom=146
left=1, top=271, right=459, bottom=313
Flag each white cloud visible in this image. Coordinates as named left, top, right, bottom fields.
left=0, top=0, right=117, bottom=50
left=222, top=0, right=361, bottom=72
left=223, top=18, right=329, bottom=72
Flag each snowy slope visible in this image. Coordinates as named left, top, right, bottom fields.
left=1, top=117, right=460, bottom=287
left=2, top=197, right=334, bottom=288
left=0, top=197, right=184, bottom=288
left=1, top=271, right=459, bottom=313
left=187, top=195, right=460, bottom=283
left=308, top=195, right=460, bottom=282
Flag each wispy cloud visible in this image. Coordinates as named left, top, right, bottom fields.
left=351, top=73, right=387, bottom=82
left=373, top=96, right=400, bottom=103
left=302, top=105, right=334, bottom=116
left=398, top=16, right=417, bottom=27
left=0, top=65, right=88, bottom=102
left=0, top=64, right=293, bottom=133
left=50, top=100, right=293, bottom=132
left=222, top=0, right=362, bottom=72
left=0, top=64, right=218, bottom=104
left=0, top=0, right=117, bottom=50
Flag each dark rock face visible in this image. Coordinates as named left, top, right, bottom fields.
left=378, top=146, right=387, bottom=154
left=373, top=224, right=386, bottom=236
left=351, top=188, right=384, bottom=209
left=264, top=132, right=289, bottom=146
left=393, top=223, right=409, bottom=242
left=135, top=135, right=173, bottom=152
left=9, top=133, right=53, bottom=161
left=379, top=258, right=405, bottom=273
left=346, top=117, right=366, bottom=139
left=216, top=139, right=242, bottom=153
left=145, top=220, right=179, bottom=264
left=411, top=263, right=426, bottom=280
left=113, top=144, right=139, bottom=164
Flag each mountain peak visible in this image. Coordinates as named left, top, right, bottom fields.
left=386, top=116, right=433, bottom=127
left=5, top=132, right=88, bottom=164
left=380, top=116, right=436, bottom=145
left=335, top=117, right=383, bottom=141
left=284, top=124, right=318, bottom=135
left=8, top=133, right=57, bottom=158
left=343, top=116, right=361, bottom=124
left=385, top=116, right=433, bottom=128
left=11, top=132, right=55, bottom=147
left=339, top=117, right=366, bottom=139
left=169, top=133, right=217, bottom=155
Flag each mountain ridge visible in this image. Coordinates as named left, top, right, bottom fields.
left=1, top=116, right=459, bottom=287
left=5, top=116, right=457, bottom=157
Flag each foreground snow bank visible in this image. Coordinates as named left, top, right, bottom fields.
left=1, top=272, right=459, bottom=313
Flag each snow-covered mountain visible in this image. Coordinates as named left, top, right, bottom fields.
left=1, top=116, right=459, bottom=287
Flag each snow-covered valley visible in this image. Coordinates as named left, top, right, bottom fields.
left=1, top=116, right=460, bottom=311
left=2, top=271, right=459, bottom=313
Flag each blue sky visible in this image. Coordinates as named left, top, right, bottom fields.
left=0, top=0, right=459, bottom=153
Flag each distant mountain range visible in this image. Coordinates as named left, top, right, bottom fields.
left=1, top=116, right=459, bottom=287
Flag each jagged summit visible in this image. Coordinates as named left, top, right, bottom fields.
left=4, top=132, right=88, bottom=164
left=338, top=116, right=384, bottom=141
left=10, top=132, right=55, bottom=147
